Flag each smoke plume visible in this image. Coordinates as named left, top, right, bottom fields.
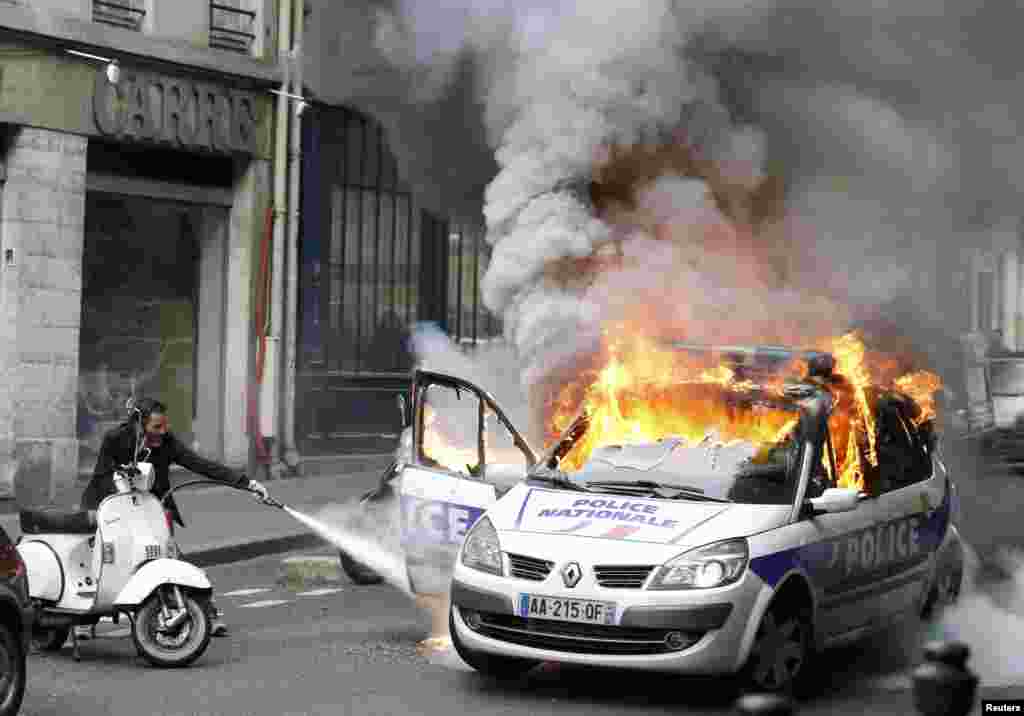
left=362, top=0, right=1003, bottom=417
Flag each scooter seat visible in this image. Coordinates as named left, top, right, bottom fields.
left=19, top=508, right=96, bottom=535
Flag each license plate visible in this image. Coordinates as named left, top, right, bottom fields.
left=517, top=594, right=617, bottom=625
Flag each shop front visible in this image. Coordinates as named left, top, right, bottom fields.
left=0, top=42, right=273, bottom=502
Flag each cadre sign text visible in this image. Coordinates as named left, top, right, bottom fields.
left=93, top=69, right=259, bottom=155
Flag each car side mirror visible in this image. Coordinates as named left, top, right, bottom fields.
left=483, top=462, right=527, bottom=491
left=805, top=487, right=860, bottom=517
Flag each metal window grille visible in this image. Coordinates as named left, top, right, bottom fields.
left=210, top=0, right=257, bottom=54
left=93, top=0, right=146, bottom=30
left=447, top=224, right=501, bottom=350
left=309, top=107, right=420, bottom=377
left=296, top=105, right=501, bottom=452
left=301, top=106, right=501, bottom=377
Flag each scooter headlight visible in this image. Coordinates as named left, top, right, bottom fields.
left=461, top=517, right=503, bottom=576
left=648, top=538, right=748, bottom=590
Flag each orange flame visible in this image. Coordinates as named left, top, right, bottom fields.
left=415, top=327, right=943, bottom=499
left=542, top=329, right=943, bottom=495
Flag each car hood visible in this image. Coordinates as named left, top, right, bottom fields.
left=487, top=482, right=792, bottom=547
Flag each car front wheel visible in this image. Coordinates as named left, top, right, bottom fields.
left=741, top=601, right=813, bottom=694
left=449, top=608, right=538, bottom=679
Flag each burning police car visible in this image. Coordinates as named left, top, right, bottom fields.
left=429, top=344, right=965, bottom=693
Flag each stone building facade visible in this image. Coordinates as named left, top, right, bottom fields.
left=0, top=0, right=281, bottom=505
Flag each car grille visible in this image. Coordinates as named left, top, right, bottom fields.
left=468, top=611, right=702, bottom=655
left=593, top=565, right=655, bottom=589
left=507, top=553, right=554, bottom=581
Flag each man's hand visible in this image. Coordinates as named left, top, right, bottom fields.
left=247, top=478, right=270, bottom=502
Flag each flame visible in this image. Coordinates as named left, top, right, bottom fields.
left=542, top=328, right=943, bottom=495
left=415, top=323, right=943, bottom=500
left=894, top=371, right=944, bottom=426
left=421, top=405, right=480, bottom=476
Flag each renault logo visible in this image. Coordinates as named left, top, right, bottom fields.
left=561, top=562, right=582, bottom=588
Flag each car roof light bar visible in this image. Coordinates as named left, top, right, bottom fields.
left=666, top=343, right=836, bottom=379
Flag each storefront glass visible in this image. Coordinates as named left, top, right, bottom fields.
left=77, top=193, right=204, bottom=468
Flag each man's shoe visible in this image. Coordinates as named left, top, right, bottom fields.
left=211, top=619, right=228, bottom=637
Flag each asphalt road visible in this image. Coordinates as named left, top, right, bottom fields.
left=15, top=546, right=1020, bottom=716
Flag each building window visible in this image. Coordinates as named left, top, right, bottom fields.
left=447, top=224, right=501, bottom=350
left=93, top=0, right=147, bottom=31
left=210, top=0, right=259, bottom=54
left=324, top=110, right=418, bottom=375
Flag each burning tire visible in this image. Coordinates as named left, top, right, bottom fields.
left=449, top=608, right=538, bottom=679
left=132, top=589, right=212, bottom=668
left=740, top=599, right=813, bottom=695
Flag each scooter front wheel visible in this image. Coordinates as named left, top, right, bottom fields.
left=132, top=589, right=212, bottom=668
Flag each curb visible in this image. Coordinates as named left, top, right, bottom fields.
left=186, top=532, right=328, bottom=568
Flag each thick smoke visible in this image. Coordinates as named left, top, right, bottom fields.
left=368, top=0, right=987, bottom=402
left=355, top=0, right=1024, bottom=682
left=937, top=546, right=1024, bottom=687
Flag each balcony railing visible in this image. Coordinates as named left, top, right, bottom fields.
left=210, top=2, right=257, bottom=54
left=93, top=0, right=146, bottom=31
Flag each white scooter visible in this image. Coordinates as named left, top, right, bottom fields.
left=16, top=459, right=215, bottom=667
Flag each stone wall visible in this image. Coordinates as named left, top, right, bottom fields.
left=0, top=127, right=87, bottom=505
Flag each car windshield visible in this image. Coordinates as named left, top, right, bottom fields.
left=535, top=384, right=808, bottom=505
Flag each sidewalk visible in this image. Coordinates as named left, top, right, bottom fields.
left=1, top=455, right=394, bottom=567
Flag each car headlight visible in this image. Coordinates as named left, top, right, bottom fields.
left=648, top=538, right=749, bottom=590
left=461, top=517, right=503, bottom=576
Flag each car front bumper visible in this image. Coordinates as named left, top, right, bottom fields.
left=450, top=565, right=768, bottom=675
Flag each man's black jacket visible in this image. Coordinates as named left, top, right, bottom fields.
left=81, top=422, right=247, bottom=526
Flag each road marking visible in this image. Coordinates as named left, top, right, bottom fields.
left=296, top=588, right=343, bottom=597
left=238, top=599, right=290, bottom=609
left=222, top=588, right=274, bottom=597
left=282, top=555, right=339, bottom=565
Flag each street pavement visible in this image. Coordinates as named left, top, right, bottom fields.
left=6, top=442, right=1024, bottom=715
left=16, top=548, right=1021, bottom=716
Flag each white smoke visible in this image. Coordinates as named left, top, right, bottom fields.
left=938, top=546, right=1024, bottom=687
left=409, top=322, right=538, bottom=441
left=350, top=0, right=1024, bottom=405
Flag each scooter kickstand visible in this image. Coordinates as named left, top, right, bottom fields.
left=70, top=625, right=81, bottom=662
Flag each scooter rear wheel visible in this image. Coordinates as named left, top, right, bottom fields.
left=132, top=589, right=212, bottom=668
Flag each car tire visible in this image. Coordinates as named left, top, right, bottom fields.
left=0, top=622, right=27, bottom=716
left=449, top=608, right=539, bottom=679
left=338, top=550, right=384, bottom=585
left=337, top=491, right=387, bottom=585
left=740, top=600, right=813, bottom=695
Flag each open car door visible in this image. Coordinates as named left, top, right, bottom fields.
left=398, top=369, right=536, bottom=595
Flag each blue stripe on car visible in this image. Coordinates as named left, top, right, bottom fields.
left=749, top=485, right=950, bottom=588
